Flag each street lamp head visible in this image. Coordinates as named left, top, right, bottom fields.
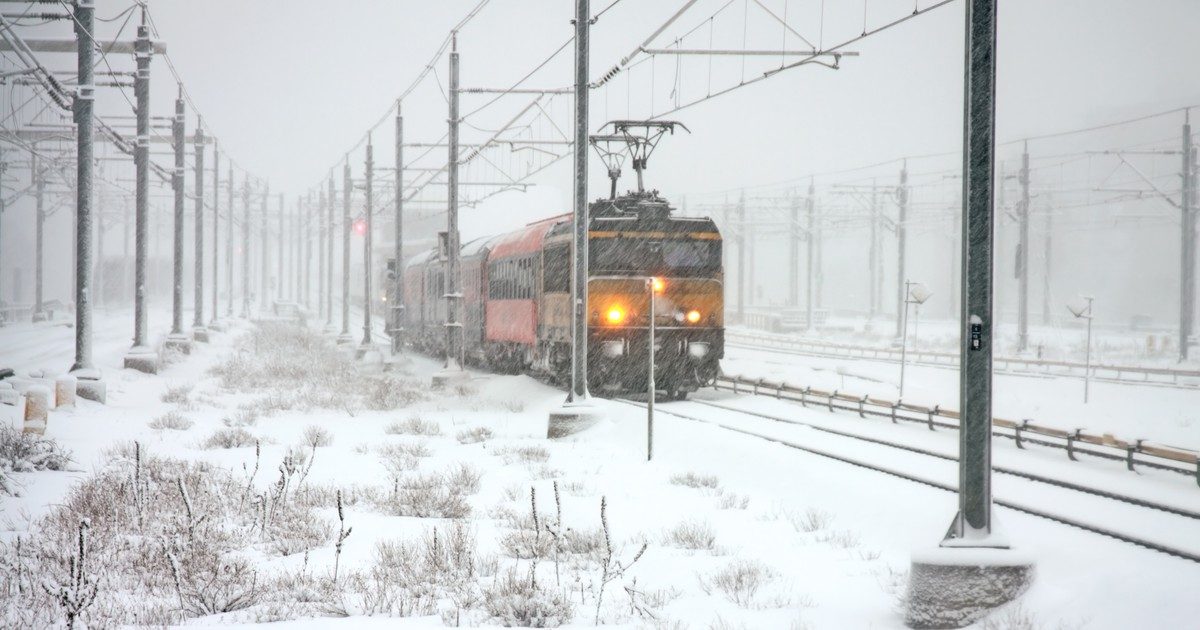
left=1066, top=296, right=1093, bottom=319
left=908, top=282, right=933, bottom=305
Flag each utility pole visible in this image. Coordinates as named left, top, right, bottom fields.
left=318, top=183, right=327, bottom=322
left=326, top=175, right=334, bottom=332
left=392, top=102, right=405, bottom=353
left=1017, top=141, right=1030, bottom=352
left=806, top=179, right=816, bottom=330
left=548, top=0, right=595, bottom=425
left=1042, top=207, right=1052, bottom=325
left=210, top=140, right=218, bottom=326
left=260, top=182, right=269, bottom=311
left=277, top=192, right=284, bottom=303
left=339, top=161, right=352, bottom=343
left=165, top=84, right=189, bottom=352
left=789, top=194, right=799, bottom=307
left=192, top=118, right=206, bottom=341
left=304, top=190, right=313, bottom=309
left=896, top=164, right=908, bottom=340
left=70, top=0, right=102, bottom=400
left=1180, top=112, right=1196, bottom=361
left=241, top=178, right=250, bottom=317
left=737, top=191, right=745, bottom=323
left=32, top=152, right=45, bottom=322
left=869, top=181, right=879, bottom=322
left=435, top=33, right=463, bottom=382
left=293, top=195, right=301, bottom=304
left=361, top=140, right=374, bottom=349
left=947, top=0, right=998, bottom=546
left=225, top=163, right=233, bottom=318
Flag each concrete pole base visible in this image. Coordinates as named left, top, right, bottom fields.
left=123, top=347, right=160, bottom=374
left=905, top=547, right=1034, bottom=629
left=192, top=327, right=210, bottom=343
left=31, top=311, right=49, bottom=323
left=69, top=367, right=106, bottom=404
left=547, top=400, right=604, bottom=439
left=164, top=334, right=193, bottom=355
left=336, top=332, right=355, bottom=345
left=431, top=368, right=469, bottom=389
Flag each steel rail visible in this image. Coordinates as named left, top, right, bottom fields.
left=616, top=399, right=1200, bottom=565
left=714, top=373, right=1200, bottom=482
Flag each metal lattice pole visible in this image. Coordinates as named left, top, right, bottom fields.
left=1017, top=142, right=1030, bottom=351
left=277, top=192, right=284, bottom=303
left=789, top=195, right=799, bottom=307
left=225, top=163, right=233, bottom=318
left=806, top=181, right=815, bottom=330
left=318, top=183, right=326, bottom=321
left=241, top=179, right=250, bottom=317
left=33, top=152, right=44, bottom=321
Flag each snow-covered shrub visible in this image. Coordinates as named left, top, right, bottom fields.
left=817, top=529, right=860, bottom=549
left=0, top=426, right=72, bottom=496
left=494, top=444, right=550, bottom=465
left=792, top=508, right=832, bottom=533
left=148, top=411, right=194, bottom=431
left=669, top=471, right=720, bottom=489
left=385, top=416, right=441, bottom=436
left=456, top=426, right=494, bottom=444
left=445, top=463, right=482, bottom=495
left=382, top=471, right=473, bottom=519
left=699, top=559, right=776, bottom=608
left=481, top=567, right=573, bottom=628
left=303, top=425, right=333, bottom=448
left=160, top=382, right=194, bottom=405
left=202, top=427, right=256, bottom=449
left=717, top=491, right=749, bottom=510
left=501, top=399, right=526, bottom=413
left=663, top=520, right=717, bottom=551
left=365, top=375, right=428, bottom=411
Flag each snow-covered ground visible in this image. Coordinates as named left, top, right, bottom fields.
left=2, top=313, right=1199, bottom=628
left=723, top=340, right=1200, bottom=450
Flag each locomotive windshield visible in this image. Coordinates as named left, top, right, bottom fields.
left=590, top=237, right=720, bottom=276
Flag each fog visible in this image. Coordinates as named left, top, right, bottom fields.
left=2, top=0, right=1199, bottom=342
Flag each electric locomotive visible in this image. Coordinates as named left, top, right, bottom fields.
left=395, top=121, right=724, bottom=399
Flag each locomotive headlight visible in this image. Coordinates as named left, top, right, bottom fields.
left=602, top=340, right=624, bottom=358
left=686, top=309, right=702, bottom=324
left=606, top=307, right=626, bottom=325
left=688, top=342, right=710, bottom=359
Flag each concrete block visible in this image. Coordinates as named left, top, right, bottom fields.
left=54, top=375, right=77, bottom=407
left=163, top=334, right=193, bottom=355
left=75, top=378, right=106, bottom=404
left=124, top=348, right=160, bottom=374
left=192, top=327, right=210, bottom=343
left=547, top=403, right=604, bottom=439
left=23, top=385, right=50, bottom=434
left=905, top=548, right=1034, bottom=629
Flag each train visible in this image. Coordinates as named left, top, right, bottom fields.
left=390, top=189, right=725, bottom=399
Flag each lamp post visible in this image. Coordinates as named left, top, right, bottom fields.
left=1067, top=296, right=1094, bottom=403
left=899, top=281, right=932, bottom=398
left=646, top=276, right=661, bottom=461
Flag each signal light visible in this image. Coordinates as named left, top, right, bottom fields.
left=353, top=219, right=367, bottom=235
left=606, top=307, right=625, bottom=325
left=686, top=309, right=701, bottom=324
left=651, top=277, right=665, bottom=293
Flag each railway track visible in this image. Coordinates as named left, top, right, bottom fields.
left=616, top=396, right=1200, bottom=564
left=727, top=330, right=1200, bottom=390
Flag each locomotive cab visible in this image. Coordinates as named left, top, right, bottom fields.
left=541, top=191, right=725, bottom=399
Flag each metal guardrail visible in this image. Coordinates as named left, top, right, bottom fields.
left=713, top=373, right=1200, bottom=485
left=728, top=330, right=1200, bottom=388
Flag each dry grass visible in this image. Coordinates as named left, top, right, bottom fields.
left=699, top=559, right=777, bottom=608
left=201, top=428, right=256, bottom=450
left=494, top=444, right=551, bottom=465
left=455, top=427, right=494, bottom=445
left=663, top=520, right=718, bottom=551
left=160, top=382, right=194, bottom=405
left=303, top=425, right=333, bottom=448
left=385, top=416, right=442, bottom=436
left=0, top=426, right=71, bottom=496
left=669, top=472, right=720, bottom=490
left=148, top=411, right=194, bottom=431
